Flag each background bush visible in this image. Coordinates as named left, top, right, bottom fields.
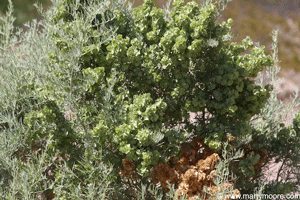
left=0, top=0, right=51, bottom=27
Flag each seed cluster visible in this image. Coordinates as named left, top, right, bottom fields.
left=120, top=157, right=138, bottom=179
left=151, top=136, right=240, bottom=199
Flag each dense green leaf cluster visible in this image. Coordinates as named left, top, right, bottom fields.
left=24, top=100, right=80, bottom=154
left=104, top=0, right=273, bottom=162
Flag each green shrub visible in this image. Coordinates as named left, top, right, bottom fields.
left=1, top=0, right=300, bottom=199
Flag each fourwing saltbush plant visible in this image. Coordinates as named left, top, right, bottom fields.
left=1, top=0, right=300, bottom=199
left=101, top=0, right=272, bottom=177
